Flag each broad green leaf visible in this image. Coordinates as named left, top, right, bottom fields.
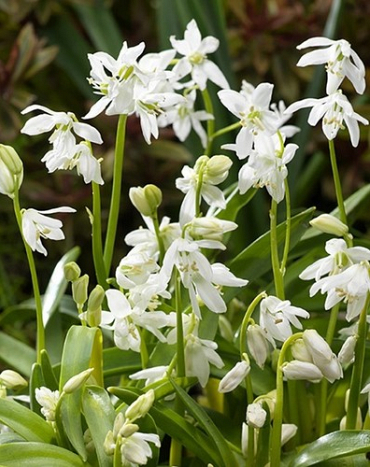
left=0, top=442, right=87, bottom=466
left=290, top=430, right=370, bottom=467
left=58, top=326, right=103, bottom=461
left=82, top=386, right=115, bottom=467
left=170, top=379, right=236, bottom=467
left=102, top=347, right=141, bottom=378
left=0, top=398, right=55, bottom=444
left=0, top=332, right=36, bottom=377
left=42, top=246, right=80, bottom=327
left=29, top=363, right=44, bottom=415
left=40, top=349, right=59, bottom=391
left=227, top=207, right=315, bottom=288
left=110, top=387, right=223, bottom=466
left=0, top=432, right=25, bottom=444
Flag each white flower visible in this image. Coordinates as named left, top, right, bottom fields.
left=120, top=431, right=160, bottom=465
left=73, top=143, right=104, bottom=185
left=185, top=333, right=224, bottom=387
left=130, top=366, right=169, bottom=386
left=22, top=206, right=76, bottom=256
left=238, top=134, right=298, bottom=203
left=176, top=155, right=232, bottom=225
left=218, top=359, right=251, bottom=393
left=157, top=89, right=213, bottom=148
left=338, top=335, right=357, bottom=368
left=296, top=37, right=366, bottom=94
left=246, top=402, right=267, bottom=428
left=246, top=324, right=271, bottom=368
left=218, top=82, right=279, bottom=159
left=285, top=90, right=368, bottom=147
left=116, top=250, right=159, bottom=289
left=35, top=387, right=60, bottom=422
left=282, top=360, right=323, bottom=383
left=281, top=424, right=298, bottom=446
left=170, top=19, right=229, bottom=90
left=104, top=289, right=169, bottom=352
left=259, top=296, right=309, bottom=345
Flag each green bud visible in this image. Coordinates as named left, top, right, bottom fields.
left=0, top=144, right=24, bottom=198
left=119, top=423, right=139, bottom=438
left=310, top=214, right=349, bottom=237
left=87, top=285, right=105, bottom=311
left=204, top=155, right=232, bottom=184
left=64, top=262, right=81, bottom=282
left=72, top=274, right=89, bottom=306
left=63, top=368, right=94, bottom=394
left=129, top=184, right=162, bottom=217
left=125, top=389, right=155, bottom=422
left=0, top=370, right=28, bottom=390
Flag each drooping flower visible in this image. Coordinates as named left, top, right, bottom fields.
left=35, top=387, right=60, bottom=422
left=285, top=90, right=368, bottom=147
left=296, top=37, right=366, bottom=94
left=169, top=19, right=229, bottom=90
left=218, top=82, right=279, bottom=159
left=21, top=206, right=76, bottom=256
left=218, top=358, right=251, bottom=393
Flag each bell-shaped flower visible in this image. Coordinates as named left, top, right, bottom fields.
left=246, top=402, right=267, bottom=428
left=218, top=357, right=251, bottom=393
left=185, top=332, right=224, bottom=387
left=116, top=250, right=159, bottom=290
left=120, top=430, right=160, bottom=465
left=259, top=296, right=309, bottom=345
left=246, top=324, right=271, bottom=368
left=130, top=366, right=169, bottom=386
left=22, top=206, right=76, bottom=256
left=218, top=82, right=279, bottom=159
left=157, top=89, right=213, bottom=148
left=296, top=37, right=366, bottom=94
left=282, top=360, right=323, bottom=383
left=338, top=335, right=357, bottom=369
left=285, top=90, right=368, bottom=147
left=170, top=19, right=229, bottom=91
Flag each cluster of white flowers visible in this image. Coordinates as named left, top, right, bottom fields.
left=285, top=38, right=369, bottom=146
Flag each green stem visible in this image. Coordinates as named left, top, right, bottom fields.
left=280, top=179, right=291, bottom=276
left=239, top=291, right=267, bottom=356
left=270, top=333, right=303, bottom=467
left=91, top=182, right=108, bottom=289
left=346, top=293, right=370, bottom=429
left=202, top=88, right=215, bottom=156
left=270, top=200, right=285, bottom=299
left=328, top=139, right=347, bottom=227
left=317, top=303, right=340, bottom=436
left=103, top=114, right=127, bottom=274
left=152, top=213, right=165, bottom=265
left=209, top=122, right=241, bottom=144
left=13, top=193, right=44, bottom=364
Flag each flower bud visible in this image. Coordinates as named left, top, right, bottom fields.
left=103, top=430, right=116, bottom=455
left=119, top=423, right=139, bottom=438
left=246, top=402, right=267, bottom=428
left=282, top=360, right=323, bottom=383
left=87, top=285, right=105, bottom=312
left=338, top=335, right=357, bottom=369
left=129, top=185, right=162, bottom=217
left=72, top=274, right=89, bottom=306
left=291, top=338, right=312, bottom=363
left=281, top=424, right=298, bottom=446
left=246, top=324, right=270, bottom=369
left=218, top=358, right=250, bottom=393
left=125, top=389, right=155, bottom=422
left=0, top=370, right=28, bottom=390
left=0, top=144, right=24, bottom=198
left=189, top=217, right=237, bottom=242
left=64, top=262, right=81, bottom=282
left=63, top=368, right=94, bottom=394
left=204, top=155, right=232, bottom=184
left=310, top=214, right=349, bottom=237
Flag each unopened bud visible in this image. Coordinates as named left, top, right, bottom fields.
left=246, top=402, right=267, bottom=428
left=72, top=274, right=89, bottom=306
left=129, top=185, right=162, bottom=217
left=64, top=262, right=81, bottom=282
left=87, top=285, right=105, bottom=311
left=218, top=357, right=250, bottom=393
left=310, top=214, right=349, bottom=237
left=0, top=370, right=28, bottom=390
left=282, top=360, right=323, bottom=383
left=63, top=368, right=94, bottom=394
left=0, top=144, right=24, bottom=198
left=189, top=217, right=237, bottom=242
left=119, top=423, right=139, bottom=438
left=204, top=155, right=232, bottom=184
left=291, top=338, right=312, bottom=363
left=338, top=335, right=357, bottom=369
left=125, top=389, right=155, bottom=422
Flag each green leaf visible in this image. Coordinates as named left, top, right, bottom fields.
left=102, top=347, right=141, bottom=378
left=290, top=430, right=370, bottom=467
left=82, top=386, right=115, bottom=467
left=42, top=247, right=80, bottom=327
left=0, top=442, right=88, bottom=466
left=40, top=349, right=59, bottom=391
left=217, top=186, right=257, bottom=223
left=0, top=332, right=36, bottom=377
left=0, top=398, right=55, bottom=444
left=110, top=387, right=223, bottom=466
left=29, top=363, right=44, bottom=415
left=170, top=379, right=236, bottom=467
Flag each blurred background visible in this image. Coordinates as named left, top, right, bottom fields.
left=0, top=0, right=369, bottom=345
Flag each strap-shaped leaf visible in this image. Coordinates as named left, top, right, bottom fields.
left=0, top=398, right=55, bottom=444
left=82, top=386, right=115, bottom=467
left=0, top=332, right=36, bottom=377
left=0, top=442, right=87, bottom=466
left=110, top=387, right=223, bottom=466
left=290, top=430, right=370, bottom=467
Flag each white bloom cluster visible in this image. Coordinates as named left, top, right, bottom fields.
left=285, top=37, right=368, bottom=147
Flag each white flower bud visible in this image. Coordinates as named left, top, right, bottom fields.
left=246, top=402, right=267, bottom=428
left=119, top=423, right=139, bottom=438
left=125, top=389, right=155, bottom=422
left=103, top=430, right=116, bottom=455
left=246, top=324, right=270, bottom=368
left=87, top=285, right=105, bottom=312
left=291, top=338, right=312, bottom=362
left=63, top=368, right=94, bottom=394
left=0, top=144, right=23, bottom=198
left=204, top=155, right=232, bottom=184
left=218, top=359, right=250, bottom=393
left=281, top=424, right=298, bottom=446
left=64, top=262, right=81, bottom=282
left=282, top=360, right=323, bottom=383
left=310, top=214, right=349, bottom=237
left=338, top=335, right=357, bottom=369
left=129, top=185, right=162, bottom=217
left=189, top=217, right=237, bottom=242
left=0, top=370, right=28, bottom=390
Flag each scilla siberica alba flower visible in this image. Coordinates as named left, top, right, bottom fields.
left=22, top=206, right=76, bottom=256
left=169, top=19, right=229, bottom=91
left=218, top=82, right=279, bottom=159
left=296, top=37, right=366, bottom=94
